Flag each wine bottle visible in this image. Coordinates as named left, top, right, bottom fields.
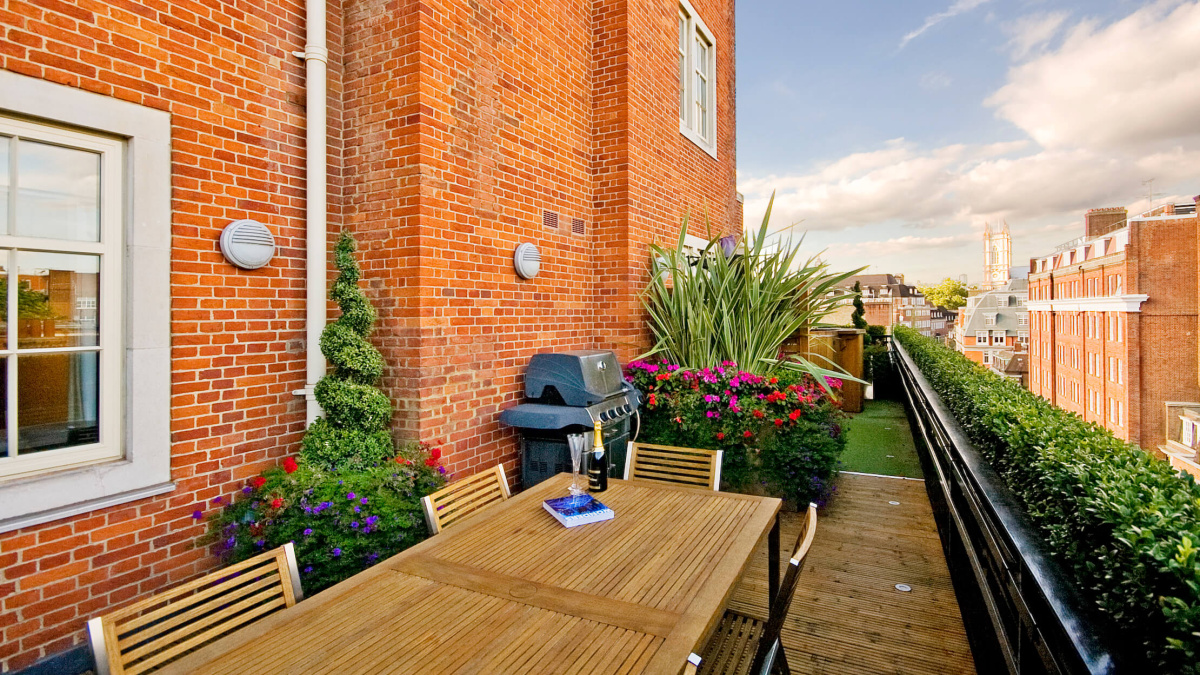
left=588, top=420, right=608, bottom=492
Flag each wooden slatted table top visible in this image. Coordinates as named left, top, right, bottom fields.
left=158, top=474, right=781, bottom=675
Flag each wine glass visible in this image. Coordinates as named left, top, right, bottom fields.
left=567, top=433, right=587, bottom=495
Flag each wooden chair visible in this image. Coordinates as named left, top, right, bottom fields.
left=421, top=464, right=511, bottom=534
left=87, top=542, right=303, bottom=675
left=624, top=442, right=723, bottom=490
left=697, top=503, right=818, bottom=675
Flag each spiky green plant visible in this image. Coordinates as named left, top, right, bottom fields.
left=641, top=194, right=863, bottom=379
left=300, top=232, right=395, bottom=471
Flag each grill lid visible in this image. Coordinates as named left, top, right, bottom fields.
left=525, top=350, right=624, bottom=406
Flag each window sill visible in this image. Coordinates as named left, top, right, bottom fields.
left=679, top=122, right=718, bottom=160
left=0, top=462, right=175, bottom=534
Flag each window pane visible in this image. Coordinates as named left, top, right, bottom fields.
left=17, top=251, right=100, bottom=349
left=16, top=139, right=101, bottom=242
left=678, top=15, right=688, bottom=121
left=18, top=351, right=99, bottom=454
left=0, top=251, right=7, bottom=344
left=0, top=357, right=6, bottom=457
left=0, top=135, right=9, bottom=235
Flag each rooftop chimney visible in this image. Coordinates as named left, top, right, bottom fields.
left=1085, top=207, right=1127, bottom=238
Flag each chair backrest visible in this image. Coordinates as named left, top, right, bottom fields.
left=748, top=502, right=818, bottom=675
left=421, top=464, right=511, bottom=534
left=87, top=542, right=303, bottom=675
left=623, top=442, right=722, bottom=490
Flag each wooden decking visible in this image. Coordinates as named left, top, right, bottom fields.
left=728, top=472, right=976, bottom=674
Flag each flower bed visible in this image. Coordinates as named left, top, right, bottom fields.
left=204, top=443, right=446, bottom=593
left=626, top=360, right=845, bottom=506
left=895, top=326, right=1200, bottom=670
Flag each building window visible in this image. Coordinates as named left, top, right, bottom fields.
left=984, top=316, right=996, bottom=326
left=0, top=71, right=172, bottom=533
left=982, top=352, right=992, bottom=365
left=975, top=331, right=987, bottom=343
left=992, top=331, right=1005, bottom=346
left=678, top=1, right=717, bottom=156
left=0, top=117, right=123, bottom=479
left=1018, top=315, right=1027, bottom=326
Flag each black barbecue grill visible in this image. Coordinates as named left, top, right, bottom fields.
left=499, top=350, right=641, bottom=488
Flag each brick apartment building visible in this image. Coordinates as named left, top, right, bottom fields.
left=1027, top=201, right=1199, bottom=453
left=954, top=280, right=1029, bottom=367
left=843, top=274, right=933, bottom=336
left=0, top=0, right=739, bottom=668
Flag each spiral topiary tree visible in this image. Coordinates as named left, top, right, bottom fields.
left=300, top=232, right=395, bottom=471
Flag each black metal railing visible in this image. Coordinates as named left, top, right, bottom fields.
left=891, top=340, right=1120, bottom=675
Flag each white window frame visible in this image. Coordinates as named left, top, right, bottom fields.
left=975, top=331, right=987, bottom=343
left=0, top=117, right=124, bottom=479
left=677, top=0, right=718, bottom=158
left=0, top=70, right=172, bottom=533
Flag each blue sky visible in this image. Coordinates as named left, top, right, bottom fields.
left=736, top=0, right=1200, bottom=284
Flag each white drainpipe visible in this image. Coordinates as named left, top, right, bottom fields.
left=294, top=0, right=328, bottom=424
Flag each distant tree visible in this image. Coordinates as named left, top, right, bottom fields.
left=0, top=279, right=55, bottom=320
left=850, top=281, right=867, bottom=329
left=918, top=277, right=968, bottom=310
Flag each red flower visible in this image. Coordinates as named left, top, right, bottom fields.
left=769, top=377, right=778, bottom=384
left=716, top=432, right=725, bottom=440
left=752, top=409, right=764, bottom=418
left=251, top=476, right=266, bottom=489
left=396, top=456, right=412, bottom=465
left=648, top=393, right=658, bottom=406
left=430, top=447, right=442, bottom=460
left=742, top=430, right=753, bottom=438
left=774, top=418, right=784, bottom=426
left=283, top=457, right=298, bottom=474
left=271, top=498, right=283, bottom=509
left=425, top=457, right=439, bottom=467
left=655, top=373, right=671, bottom=381
left=789, top=409, right=801, bottom=421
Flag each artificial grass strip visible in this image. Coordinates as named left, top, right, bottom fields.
left=839, top=400, right=924, bottom=478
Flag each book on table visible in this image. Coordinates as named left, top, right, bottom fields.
left=543, top=494, right=614, bottom=528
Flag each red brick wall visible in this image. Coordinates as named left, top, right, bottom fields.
left=0, top=0, right=315, bottom=668
left=0, top=0, right=737, bottom=668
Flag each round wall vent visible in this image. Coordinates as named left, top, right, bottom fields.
left=220, top=219, right=276, bottom=270
left=514, top=242, right=541, bottom=279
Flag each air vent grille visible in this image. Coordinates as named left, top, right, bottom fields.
left=543, top=210, right=559, bottom=229
left=571, top=217, right=585, bottom=235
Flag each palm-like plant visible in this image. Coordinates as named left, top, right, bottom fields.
left=641, top=195, right=863, bottom=379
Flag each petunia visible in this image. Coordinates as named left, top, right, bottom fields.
left=192, top=510, right=203, bottom=520
left=360, top=497, right=369, bottom=505
left=303, top=528, right=313, bottom=536
left=332, top=548, right=341, bottom=557
left=347, top=492, right=356, bottom=500
left=212, top=496, right=223, bottom=505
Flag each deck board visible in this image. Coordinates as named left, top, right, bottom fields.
left=727, top=473, right=976, bottom=675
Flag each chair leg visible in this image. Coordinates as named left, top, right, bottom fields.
left=772, top=646, right=791, bottom=675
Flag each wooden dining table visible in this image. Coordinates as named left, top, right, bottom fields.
left=159, top=473, right=782, bottom=675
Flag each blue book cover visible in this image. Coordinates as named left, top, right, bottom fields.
left=543, top=494, right=615, bottom=528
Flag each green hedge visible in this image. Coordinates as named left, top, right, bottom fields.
left=894, top=326, right=1200, bottom=670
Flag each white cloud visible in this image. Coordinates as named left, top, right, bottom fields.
left=1002, top=11, right=1069, bottom=60
left=743, top=2, right=1200, bottom=282
left=899, top=0, right=993, bottom=50
left=919, top=71, right=953, bottom=90
left=988, top=1, right=1200, bottom=149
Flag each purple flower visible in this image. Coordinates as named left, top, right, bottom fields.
left=360, top=497, right=369, bottom=505
left=255, top=539, right=265, bottom=548
left=351, top=521, right=359, bottom=528
left=332, top=548, right=342, bottom=557
left=242, top=486, right=252, bottom=495
left=212, top=496, right=223, bottom=505
left=303, top=566, right=313, bottom=574
left=704, top=394, right=720, bottom=404
left=347, top=492, right=356, bottom=500
left=730, top=378, right=741, bottom=388
left=303, top=528, right=313, bottom=536
left=719, top=235, right=738, bottom=258
left=192, top=510, right=203, bottom=520
left=225, top=536, right=236, bottom=547
left=438, top=466, right=446, bottom=474
left=366, top=515, right=379, bottom=527
left=366, top=553, right=379, bottom=563
left=353, top=506, right=361, bottom=513
left=706, top=411, right=720, bottom=419
left=728, top=396, right=739, bottom=409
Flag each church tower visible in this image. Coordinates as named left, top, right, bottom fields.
left=982, top=222, right=1011, bottom=290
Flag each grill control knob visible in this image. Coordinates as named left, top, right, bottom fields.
left=623, top=404, right=632, bottom=414
left=599, top=411, right=609, bottom=421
